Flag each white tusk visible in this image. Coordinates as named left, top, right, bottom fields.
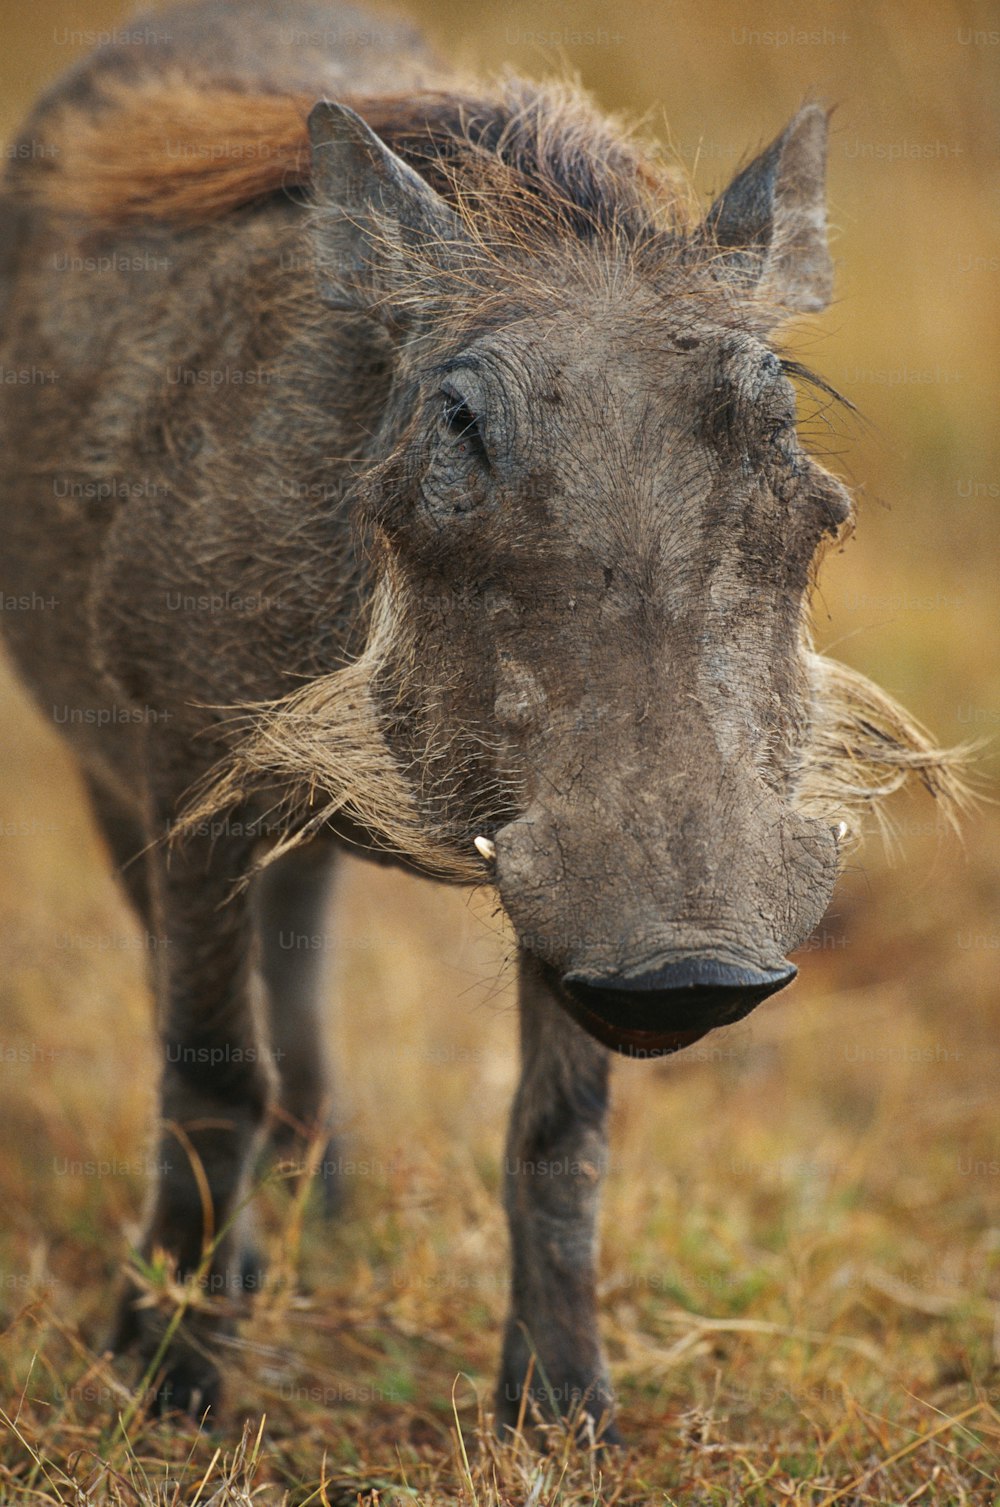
left=474, top=835, right=497, bottom=862
left=833, top=820, right=849, bottom=842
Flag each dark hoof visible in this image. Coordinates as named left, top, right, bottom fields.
left=495, top=1380, right=619, bottom=1450
left=107, top=1279, right=230, bottom=1422
left=151, top=1352, right=223, bottom=1420
left=104, top=1281, right=142, bottom=1357
left=497, top=1412, right=622, bottom=1450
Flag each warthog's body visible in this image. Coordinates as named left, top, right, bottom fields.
left=0, top=0, right=959, bottom=1436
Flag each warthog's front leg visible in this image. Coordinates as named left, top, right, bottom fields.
left=112, top=830, right=275, bottom=1416
left=256, top=840, right=340, bottom=1211
left=497, top=953, right=618, bottom=1443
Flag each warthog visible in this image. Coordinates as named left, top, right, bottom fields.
left=0, top=0, right=962, bottom=1440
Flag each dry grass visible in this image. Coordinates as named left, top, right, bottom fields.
left=1, top=0, right=998, bottom=1502
left=2, top=696, right=998, bottom=1503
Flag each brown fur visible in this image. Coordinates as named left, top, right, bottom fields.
left=29, top=80, right=318, bottom=227
left=18, top=74, right=685, bottom=236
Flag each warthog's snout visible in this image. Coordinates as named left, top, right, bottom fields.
left=559, top=958, right=797, bottom=1058
left=496, top=792, right=825, bottom=1060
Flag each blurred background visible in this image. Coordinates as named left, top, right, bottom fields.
left=0, top=0, right=997, bottom=1486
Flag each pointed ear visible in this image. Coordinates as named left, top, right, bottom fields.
left=705, top=104, right=833, bottom=313
left=307, top=101, right=466, bottom=325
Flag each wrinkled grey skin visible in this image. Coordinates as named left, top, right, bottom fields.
left=0, top=0, right=852, bottom=1439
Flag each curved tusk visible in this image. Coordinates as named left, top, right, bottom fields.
left=473, top=835, right=497, bottom=862
left=833, top=820, right=849, bottom=842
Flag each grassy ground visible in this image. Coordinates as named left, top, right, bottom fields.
left=1, top=0, right=998, bottom=1502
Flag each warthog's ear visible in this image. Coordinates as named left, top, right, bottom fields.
left=308, top=101, right=466, bottom=325
left=705, top=103, right=833, bottom=313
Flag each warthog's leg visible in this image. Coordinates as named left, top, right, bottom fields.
left=256, top=841, right=342, bottom=1208
left=497, top=952, right=619, bottom=1443
left=111, top=828, right=275, bottom=1416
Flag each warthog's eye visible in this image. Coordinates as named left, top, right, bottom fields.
left=440, top=384, right=489, bottom=467
left=420, top=380, right=493, bottom=522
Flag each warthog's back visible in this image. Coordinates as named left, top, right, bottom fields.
left=15, top=0, right=435, bottom=116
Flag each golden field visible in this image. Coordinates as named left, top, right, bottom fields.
left=0, top=0, right=998, bottom=1501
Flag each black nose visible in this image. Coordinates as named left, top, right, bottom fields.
left=561, top=958, right=797, bottom=1036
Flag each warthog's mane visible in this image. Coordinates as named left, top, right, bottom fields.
left=17, top=70, right=970, bottom=875
left=19, top=71, right=691, bottom=244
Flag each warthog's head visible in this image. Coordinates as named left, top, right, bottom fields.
left=197, top=85, right=962, bottom=1055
